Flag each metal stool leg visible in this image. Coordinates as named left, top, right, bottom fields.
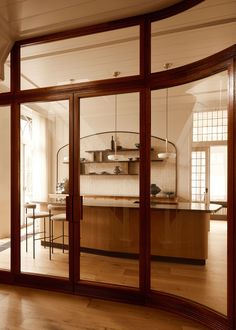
left=49, top=217, right=51, bottom=260
left=62, top=221, right=65, bottom=253
left=26, top=217, right=28, bottom=252
left=52, top=220, right=54, bottom=254
left=43, top=218, right=46, bottom=248
left=33, top=218, right=35, bottom=259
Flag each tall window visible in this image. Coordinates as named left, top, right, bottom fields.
left=193, top=110, right=227, bottom=142
left=192, top=109, right=227, bottom=202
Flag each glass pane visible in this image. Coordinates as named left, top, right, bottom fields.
left=20, top=100, right=69, bottom=278
left=80, top=93, right=140, bottom=287
left=21, top=26, right=139, bottom=90
left=151, top=1, right=236, bottom=72
left=191, top=150, right=207, bottom=202
left=210, top=145, right=227, bottom=202
left=0, top=106, right=10, bottom=270
left=151, top=71, right=228, bottom=315
left=0, top=54, right=10, bottom=93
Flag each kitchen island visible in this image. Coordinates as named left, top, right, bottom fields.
left=81, top=198, right=221, bottom=264
left=39, top=196, right=222, bottom=264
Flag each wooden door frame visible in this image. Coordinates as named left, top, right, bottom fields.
left=0, top=2, right=234, bottom=328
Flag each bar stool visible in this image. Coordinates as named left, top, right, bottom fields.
left=24, top=203, right=51, bottom=259
left=48, top=204, right=68, bottom=255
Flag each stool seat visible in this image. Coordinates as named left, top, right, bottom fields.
left=26, top=211, right=51, bottom=219
left=50, top=213, right=67, bottom=221
left=48, top=204, right=68, bottom=255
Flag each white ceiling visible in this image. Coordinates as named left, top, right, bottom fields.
left=0, top=0, right=181, bottom=40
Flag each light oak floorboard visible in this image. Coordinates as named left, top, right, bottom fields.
left=0, top=220, right=227, bottom=316
left=0, top=284, right=207, bottom=330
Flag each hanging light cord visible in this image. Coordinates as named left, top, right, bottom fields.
left=114, top=94, right=118, bottom=156
left=163, top=63, right=172, bottom=153
left=113, top=71, right=120, bottom=157
left=165, top=87, right=169, bottom=153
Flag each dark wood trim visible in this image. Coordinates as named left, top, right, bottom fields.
left=5, top=45, right=235, bottom=104
left=11, top=101, right=20, bottom=275
left=68, top=95, right=75, bottom=283
left=72, top=95, right=81, bottom=282
left=14, top=273, right=73, bottom=293
left=75, top=281, right=145, bottom=305
left=140, top=18, right=151, bottom=78
left=0, top=271, right=14, bottom=283
left=139, top=89, right=151, bottom=292
left=0, top=2, right=234, bottom=329
left=16, top=1, right=203, bottom=48
left=10, top=43, right=20, bottom=92
left=7, top=75, right=144, bottom=102
left=10, top=43, right=21, bottom=276
left=149, top=44, right=236, bottom=89
left=147, top=292, right=229, bottom=330
left=227, top=58, right=236, bottom=328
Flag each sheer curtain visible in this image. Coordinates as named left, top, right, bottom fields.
left=21, top=105, right=48, bottom=203
left=31, top=111, right=48, bottom=201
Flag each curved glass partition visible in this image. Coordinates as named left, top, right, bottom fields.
left=151, top=71, right=228, bottom=315
left=0, top=0, right=234, bottom=327
left=151, top=1, right=236, bottom=72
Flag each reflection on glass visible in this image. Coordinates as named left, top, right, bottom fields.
left=80, top=93, right=140, bottom=287
left=21, top=26, right=139, bottom=90
left=151, top=72, right=228, bottom=315
left=20, top=100, right=69, bottom=278
left=0, top=106, right=10, bottom=270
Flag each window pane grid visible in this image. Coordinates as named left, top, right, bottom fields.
left=191, top=151, right=206, bottom=202
left=193, top=110, right=227, bottom=142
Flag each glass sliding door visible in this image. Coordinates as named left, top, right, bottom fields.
left=79, top=93, right=140, bottom=287
left=20, top=100, right=70, bottom=278
left=0, top=106, right=11, bottom=270
left=151, top=71, right=228, bottom=315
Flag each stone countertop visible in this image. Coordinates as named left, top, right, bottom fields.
left=43, top=195, right=222, bottom=213
left=82, top=198, right=221, bottom=213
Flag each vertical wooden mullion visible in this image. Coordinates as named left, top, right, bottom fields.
left=139, top=88, right=151, bottom=293
left=139, top=18, right=151, bottom=293
left=10, top=42, right=21, bottom=274
left=227, top=58, right=236, bottom=328
left=71, top=94, right=80, bottom=284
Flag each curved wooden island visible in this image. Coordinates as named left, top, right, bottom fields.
left=80, top=198, right=221, bottom=265
left=38, top=196, right=221, bottom=265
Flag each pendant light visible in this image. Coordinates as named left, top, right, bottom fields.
left=158, top=63, right=176, bottom=159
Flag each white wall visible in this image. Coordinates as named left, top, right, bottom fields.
left=0, top=107, right=10, bottom=238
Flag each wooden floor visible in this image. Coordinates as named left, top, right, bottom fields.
left=0, top=220, right=227, bottom=317
left=0, top=283, right=208, bottom=330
